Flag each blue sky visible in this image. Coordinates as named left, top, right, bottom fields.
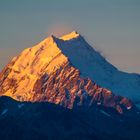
left=0, top=0, right=140, bottom=73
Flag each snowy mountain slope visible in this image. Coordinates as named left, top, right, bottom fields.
left=0, top=31, right=139, bottom=111
left=54, top=31, right=140, bottom=102
left=0, top=36, right=68, bottom=99
left=1, top=31, right=140, bottom=140
left=0, top=54, right=134, bottom=113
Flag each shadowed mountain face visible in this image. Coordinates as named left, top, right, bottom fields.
left=0, top=31, right=140, bottom=139
left=0, top=96, right=140, bottom=140
left=55, top=34, right=140, bottom=102
left=0, top=31, right=136, bottom=114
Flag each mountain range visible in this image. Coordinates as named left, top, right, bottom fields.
left=0, top=31, right=140, bottom=140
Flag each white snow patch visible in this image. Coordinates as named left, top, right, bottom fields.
left=1, top=109, right=8, bottom=115
left=127, top=106, right=132, bottom=110
left=97, top=102, right=101, bottom=105
left=100, top=110, right=111, bottom=117
left=18, top=103, right=24, bottom=109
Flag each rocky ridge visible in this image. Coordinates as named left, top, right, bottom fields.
left=0, top=31, right=135, bottom=114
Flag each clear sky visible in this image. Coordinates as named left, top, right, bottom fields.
left=0, top=0, right=140, bottom=73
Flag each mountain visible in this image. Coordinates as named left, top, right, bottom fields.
left=0, top=31, right=140, bottom=103
left=58, top=32, right=140, bottom=102
left=0, top=31, right=140, bottom=140
left=0, top=31, right=139, bottom=114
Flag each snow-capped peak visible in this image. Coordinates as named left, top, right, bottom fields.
left=0, top=31, right=140, bottom=106
left=60, top=31, right=80, bottom=41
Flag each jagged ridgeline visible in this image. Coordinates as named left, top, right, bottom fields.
left=0, top=31, right=140, bottom=114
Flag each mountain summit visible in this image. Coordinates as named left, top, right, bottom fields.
left=60, top=31, right=80, bottom=40
left=0, top=31, right=139, bottom=113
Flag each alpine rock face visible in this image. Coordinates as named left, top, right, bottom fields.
left=0, top=31, right=139, bottom=114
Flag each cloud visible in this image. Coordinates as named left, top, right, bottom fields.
left=45, top=23, right=79, bottom=37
